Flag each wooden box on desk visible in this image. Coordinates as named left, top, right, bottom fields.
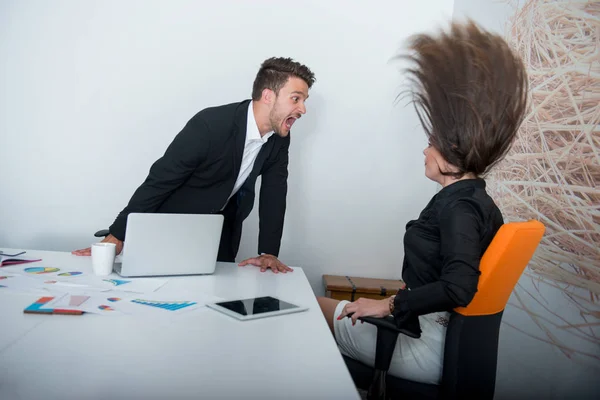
left=323, top=275, right=405, bottom=302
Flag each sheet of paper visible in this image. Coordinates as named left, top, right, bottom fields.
left=96, top=277, right=168, bottom=294
left=39, top=291, right=224, bottom=317
left=57, top=275, right=163, bottom=294
left=40, top=293, right=126, bottom=316
left=4, top=263, right=168, bottom=295
left=0, top=253, right=42, bottom=267
left=40, top=279, right=110, bottom=293
left=73, top=295, right=127, bottom=316
left=123, top=290, right=224, bottom=314
left=117, top=298, right=202, bottom=315
left=69, top=295, right=90, bottom=306
left=37, top=293, right=72, bottom=309
left=0, top=273, right=46, bottom=293
left=2, top=264, right=87, bottom=280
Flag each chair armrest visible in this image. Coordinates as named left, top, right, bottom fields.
left=344, top=314, right=405, bottom=374
left=359, top=315, right=421, bottom=339
left=94, top=229, right=110, bottom=238
left=344, top=314, right=423, bottom=398
left=360, top=316, right=401, bottom=332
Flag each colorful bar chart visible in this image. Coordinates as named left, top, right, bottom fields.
left=131, top=299, right=197, bottom=311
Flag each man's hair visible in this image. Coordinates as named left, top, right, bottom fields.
left=401, top=20, right=529, bottom=178
left=252, top=57, right=316, bottom=101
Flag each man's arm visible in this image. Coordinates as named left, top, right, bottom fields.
left=72, top=115, right=212, bottom=256
left=257, top=137, right=290, bottom=257
left=238, top=137, right=291, bottom=273
left=109, top=115, right=212, bottom=240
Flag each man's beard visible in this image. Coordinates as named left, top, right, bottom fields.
left=269, top=103, right=285, bottom=136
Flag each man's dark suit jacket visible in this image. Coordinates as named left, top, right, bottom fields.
left=108, top=100, right=290, bottom=262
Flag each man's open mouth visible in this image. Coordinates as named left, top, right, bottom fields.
left=285, top=116, right=298, bottom=129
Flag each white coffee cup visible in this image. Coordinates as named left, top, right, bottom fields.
left=91, top=243, right=116, bottom=276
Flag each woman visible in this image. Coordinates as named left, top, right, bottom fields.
left=317, top=20, right=528, bottom=385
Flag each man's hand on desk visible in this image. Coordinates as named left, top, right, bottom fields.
left=71, top=234, right=124, bottom=256
left=238, top=254, right=293, bottom=274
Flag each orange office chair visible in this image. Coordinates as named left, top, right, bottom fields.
left=343, top=219, right=546, bottom=400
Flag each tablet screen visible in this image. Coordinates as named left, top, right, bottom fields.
left=215, top=296, right=299, bottom=316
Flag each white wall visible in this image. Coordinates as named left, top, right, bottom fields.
left=0, top=0, right=455, bottom=294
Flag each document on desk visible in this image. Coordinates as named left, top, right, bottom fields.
left=0, top=273, right=46, bottom=293
left=39, top=294, right=125, bottom=316
left=0, top=254, right=42, bottom=267
left=115, top=290, right=225, bottom=315
left=1, top=263, right=87, bottom=279
left=37, top=274, right=168, bottom=294
left=40, top=280, right=110, bottom=293
left=97, top=277, right=168, bottom=294
left=41, top=291, right=224, bottom=316
left=1, top=265, right=113, bottom=293
left=2, top=264, right=168, bottom=296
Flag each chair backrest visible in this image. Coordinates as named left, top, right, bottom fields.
left=454, top=219, right=545, bottom=316
left=441, top=220, right=545, bottom=399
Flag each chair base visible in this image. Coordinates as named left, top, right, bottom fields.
left=343, top=355, right=440, bottom=400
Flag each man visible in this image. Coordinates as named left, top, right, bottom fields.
left=72, top=57, right=316, bottom=273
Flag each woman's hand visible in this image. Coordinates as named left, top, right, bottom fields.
left=337, top=297, right=392, bottom=326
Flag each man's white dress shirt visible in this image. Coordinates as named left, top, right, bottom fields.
left=226, top=102, right=274, bottom=205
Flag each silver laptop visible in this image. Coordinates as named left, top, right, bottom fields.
left=114, top=213, right=224, bottom=277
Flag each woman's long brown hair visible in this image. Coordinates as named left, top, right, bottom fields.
left=402, top=20, right=529, bottom=178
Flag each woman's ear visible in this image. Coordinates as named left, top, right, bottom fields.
left=437, top=154, right=461, bottom=176
left=433, top=152, right=449, bottom=173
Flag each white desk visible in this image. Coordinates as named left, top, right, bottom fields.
left=0, top=249, right=360, bottom=400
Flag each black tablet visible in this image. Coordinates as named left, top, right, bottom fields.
left=206, top=296, right=308, bottom=320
